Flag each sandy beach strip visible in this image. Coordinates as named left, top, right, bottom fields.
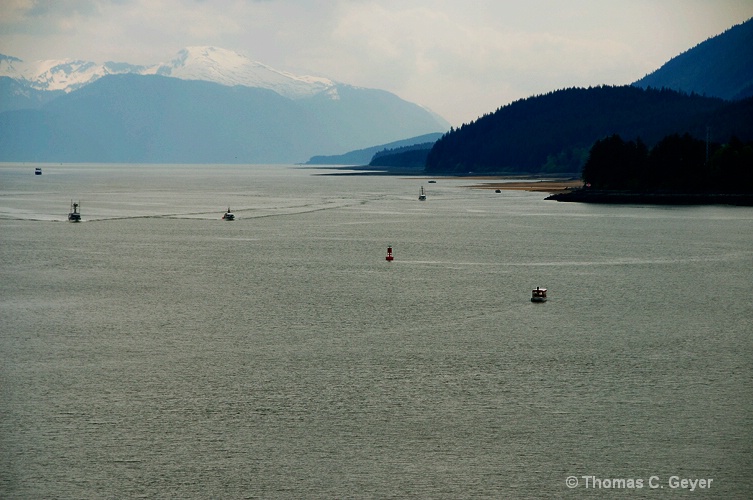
left=463, top=178, right=583, bottom=193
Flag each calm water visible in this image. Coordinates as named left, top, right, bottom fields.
left=2, top=164, right=752, bottom=498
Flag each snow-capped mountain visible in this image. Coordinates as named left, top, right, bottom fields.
left=0, top=47, right=450, bottom=164
left=0, top=47, right=337, bottom=99
left=154, top=47, right=336, bottom=99
left=0, top=54, right=148, bottom=93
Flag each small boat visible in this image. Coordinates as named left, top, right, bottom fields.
left=222, top=208, right=235, bottom=221
left=418, top=186, right=427, bottom=201
left=531, top=287, right=547, bottom=302
left=428, top=180, right=436, bottom=183
left=35, top=167, right=42, bottom=175
left=68, top=201, right=81, bottom=222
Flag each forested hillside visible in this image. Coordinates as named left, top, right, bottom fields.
left=306, top=133, right=442, bottom=165
left=369, top=142, right=435, bottom=168
left=425, top=86, right=752, bottom=175
left=582, top=133, right=753, bottom=192
left=633, top=18, right=753, bottom=100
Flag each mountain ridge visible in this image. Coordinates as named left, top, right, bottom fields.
left=633, top=18, right=753, bottom=100
left=0, top=46, right=338, bottom=101
left=424, top=19, right=753, bottom=175
left=0, top=46, right=450, bottom=163
left=306, top=133, right=443, bottom=165
left=0, top=74, right=447, bottom=164
left=424, top=86, right=752, bottom=175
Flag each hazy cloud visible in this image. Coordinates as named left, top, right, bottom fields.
left=1, top=0, right=751, bottom=125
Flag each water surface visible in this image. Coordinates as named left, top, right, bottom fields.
left=2, top=164, right=752, bottom=498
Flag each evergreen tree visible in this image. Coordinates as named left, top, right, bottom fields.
left=648, top=134, right=706, bottom=190
left=581, top=132, right=753, bottom=192
left=710, top=136, right=753, bottom=191
left=582, top=135, right=648, bottom=189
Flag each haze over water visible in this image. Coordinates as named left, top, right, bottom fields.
left=2, top=164, right=752, bottom=498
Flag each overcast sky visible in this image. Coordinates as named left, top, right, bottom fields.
left=1, top=0, right=751, bottom=126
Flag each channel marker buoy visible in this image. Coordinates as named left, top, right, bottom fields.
left=385, top=246, right=394, bottom=262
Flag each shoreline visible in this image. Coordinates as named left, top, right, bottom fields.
left=314, top=166, right=582, bottom=192
left=547, top=189, right=753, bottom=206
left=313, top=166, right=753, bottom=205
left=465, top=179, right=582, bottom=193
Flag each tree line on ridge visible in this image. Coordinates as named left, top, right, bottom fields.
left=582, top=133, right=753, bottom=192
left=423, top=86, right=753, bottom=175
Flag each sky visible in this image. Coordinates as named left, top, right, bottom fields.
left=1, top=0, right=752, bottom=126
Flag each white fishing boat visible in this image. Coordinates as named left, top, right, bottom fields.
left=531, top=287, right=547, bottom=302
left=222, top=208, right=235, bottom=221
left=418, top=186, right=427, bottom=201
left=68, top=201, right=81, bottom=222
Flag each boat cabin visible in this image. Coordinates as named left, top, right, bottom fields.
left=68, top=201, right=81, bottom=222
left=531, top=287, right=547, bottom=302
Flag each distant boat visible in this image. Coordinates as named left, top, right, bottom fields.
left=35, top=167, right=42, bottom=175
left=68, top=201, right=81, bottom=222
left=418, top=186, right=427, bottom=201
left=531, top=287, right=547, bottom=302
left=222, top=208, right=235, bottom=221
left=428, top=180, right=436, bottom=183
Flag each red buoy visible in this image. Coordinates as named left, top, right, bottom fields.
left=385, top=246, right=394, bottom=261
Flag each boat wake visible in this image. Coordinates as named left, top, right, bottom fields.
left=0, top=199, right=359, bottom=222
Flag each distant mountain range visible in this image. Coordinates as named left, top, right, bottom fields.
left=0, top=47, right=338, bottom=102
left=306, top=133, right=443, bottom=166
left=0, top=47, right=449, bottom=163
left=421, top=18, right=753, bottom=175
left=3, top=17, right=752, bottom=168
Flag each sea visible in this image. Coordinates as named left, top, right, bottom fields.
left=1, top=163, right=752, bottom=498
